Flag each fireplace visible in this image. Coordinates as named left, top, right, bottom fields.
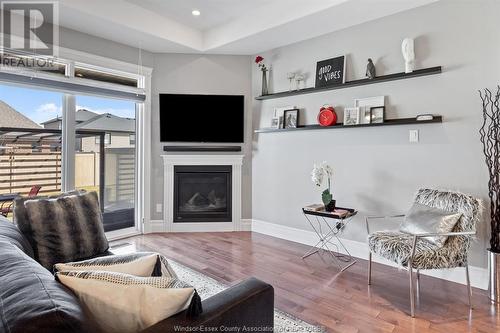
left=173, top=165, right=232, bottom=223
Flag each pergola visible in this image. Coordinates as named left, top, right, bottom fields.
left=0, top=127, right=105, bottom=210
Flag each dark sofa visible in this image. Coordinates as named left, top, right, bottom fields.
left=0, top=217, right=274, bottom=333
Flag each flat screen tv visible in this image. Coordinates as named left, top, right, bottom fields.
left=159, top=94, right=244, bottom=143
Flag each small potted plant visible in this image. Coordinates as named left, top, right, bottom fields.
left=311, top=161, right=335, bottom=212
left=255, top=55, right=268, bottom=96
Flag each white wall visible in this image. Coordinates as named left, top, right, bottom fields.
left=150, top=54, right=253, bottom=220
left=251, top=0, right=500, bottom=268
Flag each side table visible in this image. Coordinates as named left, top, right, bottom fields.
left=302, top=207, right=357, bottom=272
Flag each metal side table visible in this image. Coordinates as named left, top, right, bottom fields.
left=302, top=207, right=357, bottom=272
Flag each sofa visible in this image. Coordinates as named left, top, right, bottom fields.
left=0, top=217, right=274, bottom=333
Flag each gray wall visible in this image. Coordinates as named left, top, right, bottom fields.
left=150, top=54, right=253, bottom=220
left=58, top=28, right=254, bottom=221
left=60, top=26, right=155, bottom=67
left=251, top=0, right=499, bottom=268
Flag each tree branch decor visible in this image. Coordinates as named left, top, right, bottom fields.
left=479, top=86, right=500, bottom=252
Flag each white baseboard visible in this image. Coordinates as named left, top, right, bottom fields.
left=252, top=219, right=488, bottom=290
left=241, top=219, right=252, bottom=231
left=148, top=220, right=165, bottom=233
left=145, top=219, right=253, bottom=233
left=170, top=222, right=235, bottom=232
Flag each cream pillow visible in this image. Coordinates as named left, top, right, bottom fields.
left=56, top=270, right=202, bottom=333
left=54, top=252, right=177, bottom=278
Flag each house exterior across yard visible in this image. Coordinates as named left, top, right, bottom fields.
left=41, top=109, right=135, bottom=152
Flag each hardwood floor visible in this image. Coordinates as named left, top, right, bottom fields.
left=120, top=232, right=500, bottom=333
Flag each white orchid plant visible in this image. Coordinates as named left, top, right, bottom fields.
left=311, top=161, right=333, bottom=206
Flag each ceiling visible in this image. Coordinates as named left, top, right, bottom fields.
left=123, top=0, right=275, bottom=31
left=56, top=0, right=439, bottom=55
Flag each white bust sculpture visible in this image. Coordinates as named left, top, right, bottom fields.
left=401, top=38, right=415, bottom=73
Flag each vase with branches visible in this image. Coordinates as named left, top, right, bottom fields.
left=479, top=85, right=500, bottom=302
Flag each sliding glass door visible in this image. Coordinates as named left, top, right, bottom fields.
left=74, top=95, right=137, bottom=232
left=0, top=84, right=64, bottom=206
left=0, top=49, right=146, bottom=236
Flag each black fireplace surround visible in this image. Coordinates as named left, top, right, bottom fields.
left=174, top=165, right=232, bottom=223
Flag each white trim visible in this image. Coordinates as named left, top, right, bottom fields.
left=251, top=219, right=488, bottom=290
left=241, top=219, right=252, bottom=231
left=166, top=222, right=235, bottom=233
left=61, top=94, right=75, bottom=191
left=161, top=155, right=244, bottom=233
left=106, top=227, right=141, bottom=241
left=137, top=74, right=152, bottom=235
left=58, top=44, right=153, bottom=77
left=148, top=220, right=165, bottom=233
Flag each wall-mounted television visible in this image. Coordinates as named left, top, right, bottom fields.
left=159, top=94, right=244, bottom=143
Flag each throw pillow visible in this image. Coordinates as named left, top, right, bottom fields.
left=400, top=202, right=462, bottom=247
left=14, top=190, right=85, bottom=259
left=56, top=270, right=202, bottom=333
left=54, top=252, right=178, bottom=278
left=21, top=191, right=109, bottom=270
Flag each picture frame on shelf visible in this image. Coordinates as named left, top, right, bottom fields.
left=370, top=106, right=385, bottom=123
left=284, top=109, right=299, bottom=128
left=361, top=107, right=372, bottom=124
left=278, top=116, right=284, bottom=129
left=315, top=55, right=346, bottom=88
left=273, top=105, right=295, bottom=129
left=343, top=107, right=360, bottom=126
left=271, top=117, right=279, bottom=129
left=354, top=96, right=385, bottom=109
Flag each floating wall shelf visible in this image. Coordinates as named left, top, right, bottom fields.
left=254, top=116, right=442, bottom=134
left=255, top=66, right=442, bottom=100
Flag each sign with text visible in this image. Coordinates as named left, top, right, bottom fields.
left=315, top=55, right=345, bottom=88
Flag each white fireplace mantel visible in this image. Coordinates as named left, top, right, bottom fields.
left=161, top=154, right=244, bottom=232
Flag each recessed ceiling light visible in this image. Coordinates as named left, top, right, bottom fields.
left=192, top=9, right=201, bottom=16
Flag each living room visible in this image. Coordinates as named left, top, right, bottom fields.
left=0, top=0, right=499, bottom=332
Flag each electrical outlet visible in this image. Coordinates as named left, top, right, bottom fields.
left=409, top=129, right=419, bottom=143
left=156, top=204, right=162, bottom=213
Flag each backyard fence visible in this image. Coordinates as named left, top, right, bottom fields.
left=0, top=147, right=61, bottom=195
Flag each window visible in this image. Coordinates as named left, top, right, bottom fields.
left=75, top=66, right=138, bottom=87
left=0, top=84, right=64, bottom=197
left=75, top=138, right=82, bottom=152
left=0, top=52, right=67, bottom=76
left=0, top=51, right=145, bottom=234
left=95, top=133, right=111, bottom=146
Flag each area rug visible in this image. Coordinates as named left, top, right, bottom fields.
left=169, top=260, right=324, bottom=333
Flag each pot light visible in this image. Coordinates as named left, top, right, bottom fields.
left=192, top=9, right=201, bottom=16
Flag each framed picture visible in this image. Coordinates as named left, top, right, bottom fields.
left=284, top=109, right=299, bottom=128
left=343, top=107, right=360, bottom=126
left=315, top=55, right=346, bottom=88
left=362, top=107, right=372, bottom=124
left=354, top=96, right=385, bottom=109
left=271, top=117, right=279, bottom=128
left=278, top=116, right=284, bottom=129
left=273, top=105, right=295, bottom=129
left=370, top=106, right=385, bottom=123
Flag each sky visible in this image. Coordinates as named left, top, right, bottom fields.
left=0, top=84, right=136, bottom=125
